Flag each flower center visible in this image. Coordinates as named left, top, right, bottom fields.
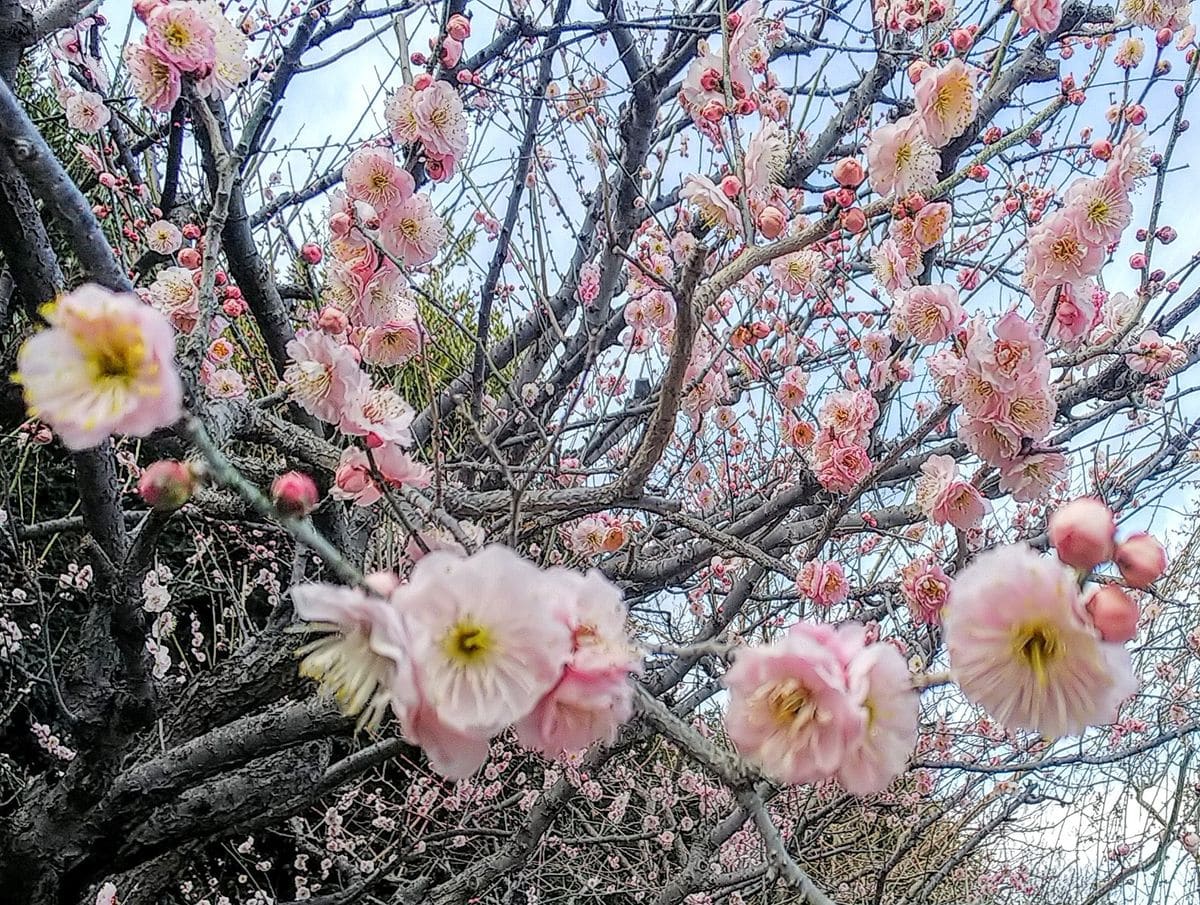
left=444, top=620, right=493, bottom=664
left=1050, top=235, right=1082, bottom=265
left=762, top=678, right=815, bottom=728
left=164, top=22, right=192, bottom=52
left=85, top=328, right=146, bottom=390
left=1087, top=198, right=1111, bottom=226
left=1012, top=621, right=1062, bottom=687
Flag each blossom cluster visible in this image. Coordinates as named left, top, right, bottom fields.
left=867, top=58, right=977, bottom=207
left=124, top=0, right=249, bottom=113
left=874, top=0, right=952, bottom=34
left=678, top=1, right=774, bottom=128
left=384, top=72, right=471, bottom=182
left=929, top=310, right=1063, bottom=496
left=1022, top=131, right=1146, bottom=348
left=946, top=498, right=1166, bottom=738
left=291, top=545, right=642, bottom=779
left=724, top=620, right=918, bottom=795
left=280, top=128, right=460, bottom=504
left=810, top=388, right=879, bottom=494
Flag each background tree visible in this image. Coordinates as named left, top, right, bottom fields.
left=1, top=1, right=1199, bottom=903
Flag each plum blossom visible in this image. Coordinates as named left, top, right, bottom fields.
left=344, top=146, right=415, bottom=213
left=283, top=331, right=368, bottom=423
left=124, top=41, right=182, bottom=112
left=724, top=622, right=866, bottom=786
left=900, top=557, right=951, bottom=625
left=796, top=559, right=850, bottom=607
left=148, top=266, right=200, bottom=333
left=892, top=284, right=963, bottom=345
left=837, top=628, right=918, bottom=795
left=867, top=115, right=940, bottom=198
left=292, top=583, right=412, bottom=730
left=914, top=59, right=978, bottom=148
left=339, top=386, right=415, bottom=448
left=331, top=446, right=383, bottom=507
left=15, top=284, right=183, bottom=449
left=1063, top=175, right=1132, bottom=246
left=379, top=194, right=447, bottom=267
left=817, top=389, right=879, bottom=447
left=145, top=4, right=216, bottom=73
left=680, top=175, right=741, bottom=232
left=64, top=91, right=111, bottom=133
left=1014, top=0, right=1062, bottom=33
left=414, top=79, right=470, bottom=163
left=394, top=546, right=575, bottom=778
left=145, top=219, right=183, bottom=255
left=812, top=435, right=873, bottom=494
left=1127, top=330, right=1186, bottom=376
left=945, top=544, right=1137, bottom=737
left=915, top=455, right=988, bottom=530
left=743, top=119, right=788, bottom=195
left=998, top=451, right=1067, bottom=502
left=516, top=570, right=641, bottom=755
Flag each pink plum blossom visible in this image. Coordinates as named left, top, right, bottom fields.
left=914, top=59, right=978, bottom=148
left=517, top=569, right=641, bottom=755
left=15, top=284, right=183, bottom=449
left=284, top=330, right=368, bottom=423
left=945, top=544, right=1137, bottom=737
left=393, top=546, right=575, bottom=778
left=723, top=621, right=866, bottom=786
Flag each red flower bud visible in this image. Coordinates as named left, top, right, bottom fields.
left=832, top=157, right=865, bottom=189
left=1048, top=497, right=1117, bottom=571
left=139, top=460, right=197, bottom=512
left=1114, top=533, right=1167, bottom=588
left=1085, top=586, right=1139, bottom=643
left=271, top=471, right=319, bottom=518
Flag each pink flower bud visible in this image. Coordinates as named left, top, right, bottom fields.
left=720, top=175, right=742, bottom=198
left=1157, top=27, right=1174, bottom=49
left=699, top=99, right=725, bottom=122
left=271, top=471, right=319, bottom=518
left=1048, top=497, right=1117, bottom=571
left=907, top=60, right=930, bottom=85
left=833, top=187, right=856, bottom=207
left=756, top=205, right=787, bottom=238
left=138, top=460, right=197, bottom=511
left=1114, top=533, right=1167, bottom=588
left=832, top=157, right=865, bottom=189
left=316, top=306, right=348, bottom=334
left=456, top=68, right=473, bottom=84
left=1130, top=252, right=1147, bottom=270
left=1125, top=104, right=1147, bottom=125
left=300, top=243, right=323, bottom=265
left=950, top=28, right=973, bottom=52
left=412, top=73, right=433, bottom=91
left=329, top=211, right=352, bottom=237
left=1090, top=139, right=1113, bottom=160
left=840, top=206, right=867, bottom=234
left=365, top=570, right=401, bottom=596
left=177, top=247, right=201, bottom=269
left=446, top=13, right=471, bottom=41
left=1085, top=585, right=1139, bottom=643
left=439, top=36, right=463, bottom=68
left=99, top=172, right=118, bottom=188
left=1182, top=831, right=1200, bottom=854
left=132, top=0, right=165, bottom=22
